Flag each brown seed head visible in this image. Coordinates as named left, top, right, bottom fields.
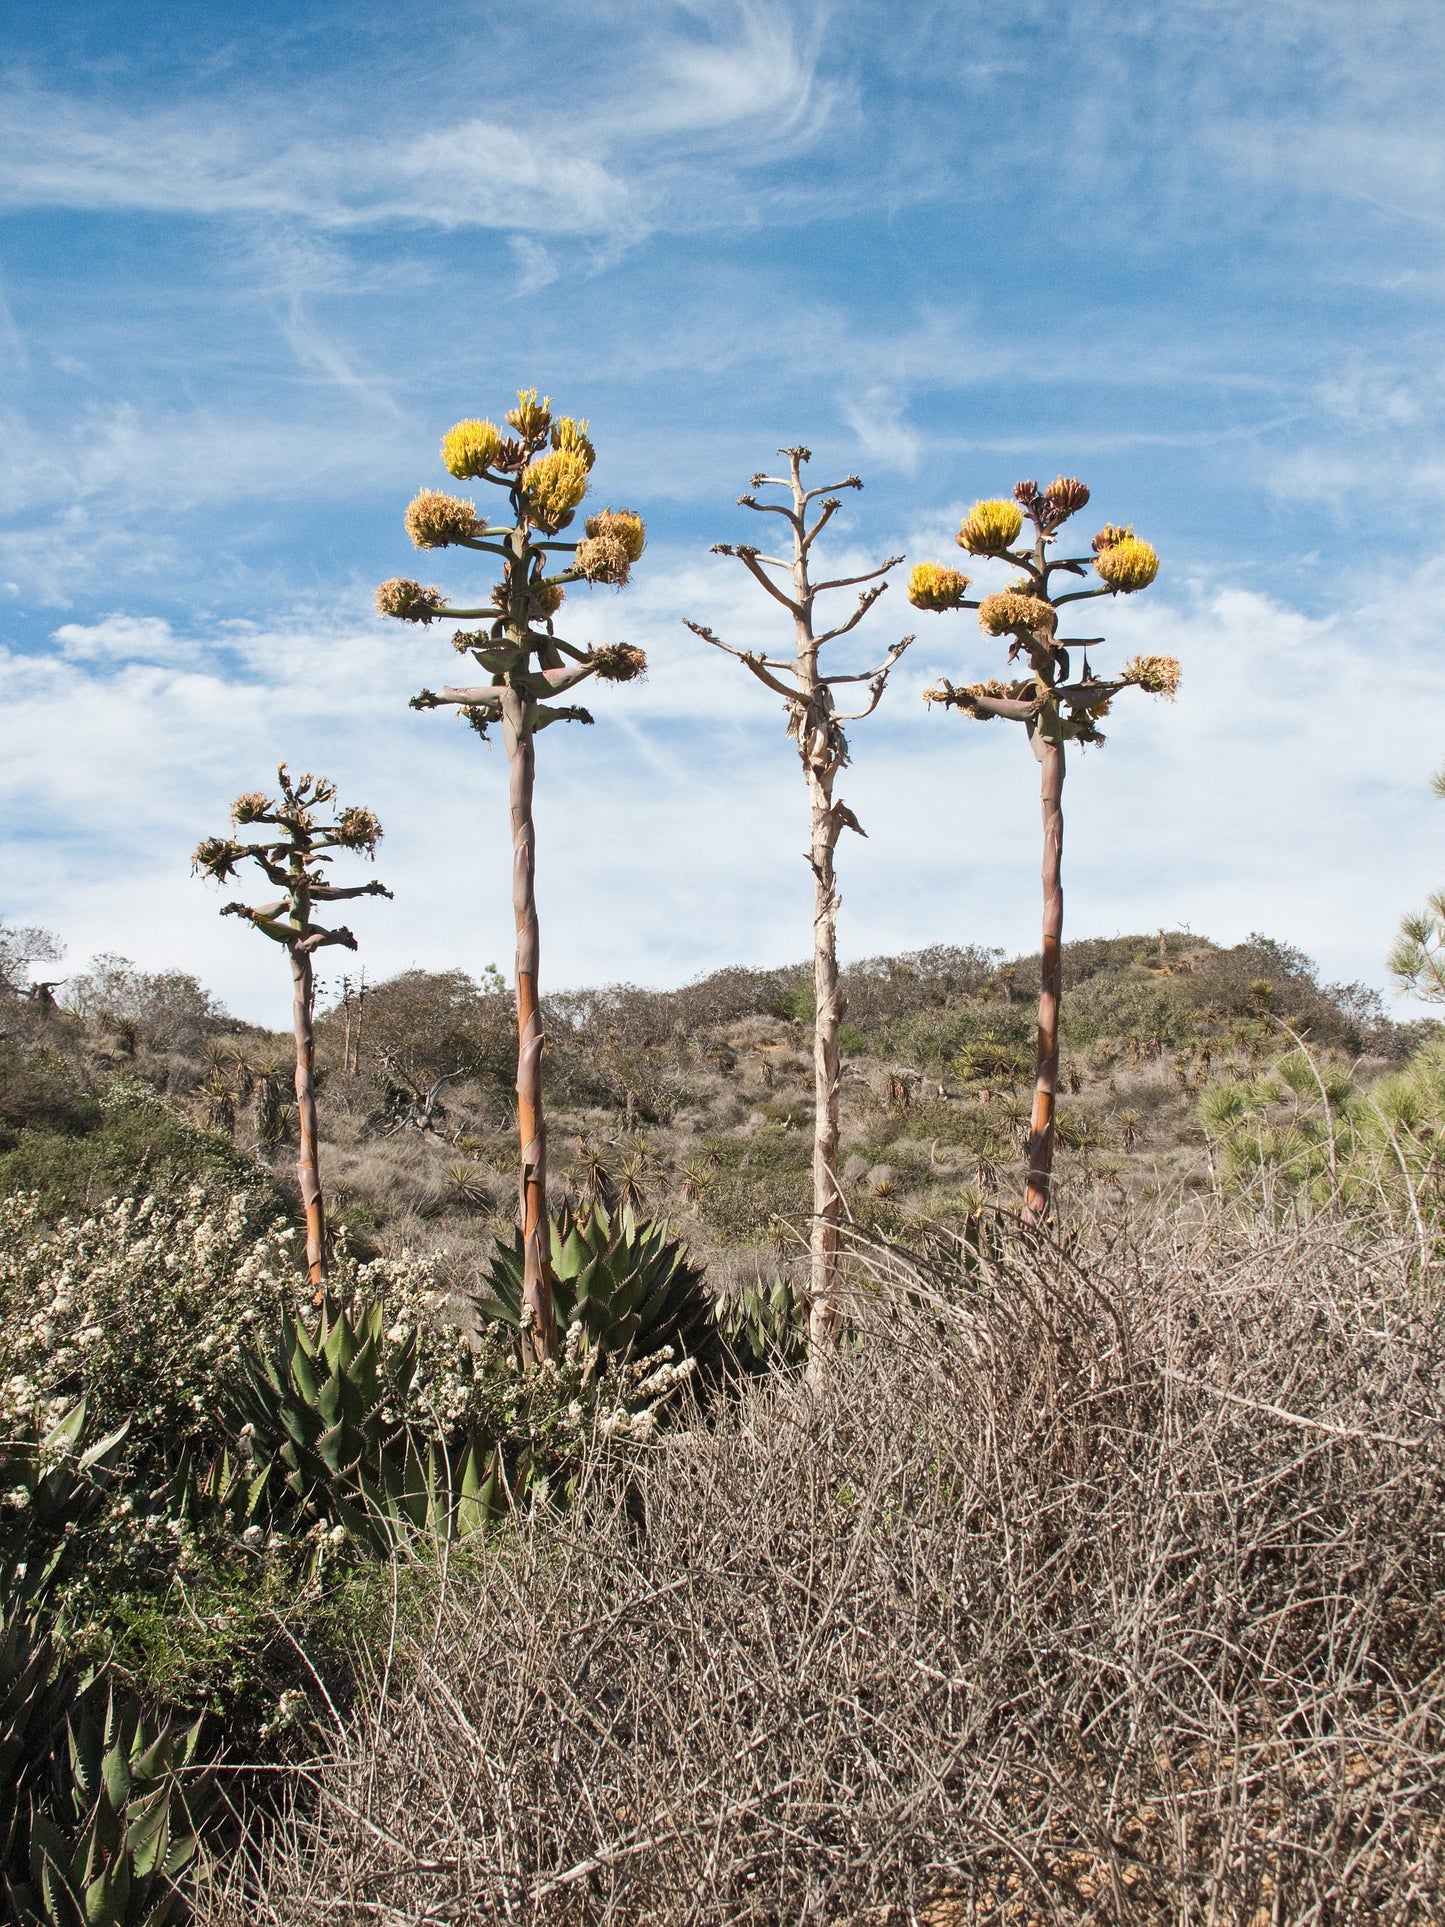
left=574, top=532, right=632, bottom=586
left=1122, top=653, right=1181, bottom=698
left=193, top=835, right=245, bottom=880
left=405, top=488, right=481, bottom=549
left=592, top=642, right=648, bottom=683
left=231, top=791, right=272, bottom=826
left=529, top=578, right=565, bottom=618
left=584, top=507, right=647, bottom=563
left=979, top=589, right=1058, bottom=639
left=376, top=578, right=447, bottom=624
left=334, top=805, right=383, bottom=852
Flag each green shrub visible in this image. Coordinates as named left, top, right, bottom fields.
left=0, top=1080, right=277, bottom=1224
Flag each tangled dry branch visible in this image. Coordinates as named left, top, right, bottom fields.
left=206, top=1203, right=1445, bottom=1924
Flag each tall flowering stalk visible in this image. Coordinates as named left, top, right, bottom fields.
left=915, top=480, right=1174, bottom=1223
left=194, top=767, right=391, bottom=1287
left=376, top=391, right=646, bottom=1366
left=686, top=447, right=910, bottom=1373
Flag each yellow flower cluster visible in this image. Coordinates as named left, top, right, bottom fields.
left=375, top=578, right=446, bottom=624
left=907, top=561, right=972, bottom=612
left=441, top=419, right=502, bottom=479
left=521, top=450, right=590, bottom=531
left=1122, top=654, right=1181, bottom=698
left=957, top=498, right=1024, bottom=555
left=585, top=508, right=647, bottom=562
left=574, top=532, right=633, bottom=586
left=592, top=643, right=648, bottom=682
left=1095, top=536, right=1160, bottom=592
left=551, top=416, right=596, bottom=471
left=507, top=389, right=553, bottom=441
left=978, top=589, right=1057, bottom=639
left=404, top=489, right=481, bottom=549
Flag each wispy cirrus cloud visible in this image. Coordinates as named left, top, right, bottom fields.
left=0, top=3, right=841, bottom=245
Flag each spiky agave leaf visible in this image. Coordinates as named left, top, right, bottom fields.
left=476, top=1204, right=718, bottom=1374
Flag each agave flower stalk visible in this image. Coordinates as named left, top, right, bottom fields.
left=685, top=447, right=910, bottom=1373
left=193, top=767, right=392, bottom=1287
left=377, top=392, right=647, bottom=1366
left=915, top=481, right=1172, bottom=1223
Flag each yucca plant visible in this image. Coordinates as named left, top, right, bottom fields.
left=377, top=392, right=648, bottom=1365
left=685, top=447, right=911, bottom=1376
left=231, top=1298, right=499, bottom=1556
left=916, top=480, right=1174, bottom=1222
left=193, top=768, right=392, bottom=1289
left=476, top=1205, right=717, bottom=1377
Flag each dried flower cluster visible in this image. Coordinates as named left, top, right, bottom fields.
left=404, top=488, right=482, bottom=550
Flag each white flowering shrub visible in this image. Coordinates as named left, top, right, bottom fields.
left=0, top=1188, right=301, bottom=1480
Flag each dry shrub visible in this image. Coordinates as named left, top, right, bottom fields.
left=205, top=1205, right=1445, bottom=1923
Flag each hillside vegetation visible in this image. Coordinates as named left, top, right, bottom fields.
left=2, top=927, right=1409, bottom=1281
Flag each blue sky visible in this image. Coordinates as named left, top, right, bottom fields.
left=3, top=0, right=1444, bottom=1024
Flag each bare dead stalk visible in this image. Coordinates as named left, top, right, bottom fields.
left=686, top=447, right=909, bottom=1378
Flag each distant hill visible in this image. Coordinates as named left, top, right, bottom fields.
left=2, top=929, right=1425, bottom=1295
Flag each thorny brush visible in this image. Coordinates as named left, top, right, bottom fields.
left=202, top=1198, right=1445, bottom=1923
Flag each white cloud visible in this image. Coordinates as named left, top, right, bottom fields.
left=1, top=551, right=1440, bottom=1028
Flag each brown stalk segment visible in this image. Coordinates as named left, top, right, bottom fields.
left=1024, top=735, right=1065, bottom=1223
left=289, top=942, right=325, bottom=1289
left=503, top=682, right=558, bottom=1366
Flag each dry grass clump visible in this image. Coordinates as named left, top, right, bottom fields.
left=207, top=1205, right=1445, bottom=1923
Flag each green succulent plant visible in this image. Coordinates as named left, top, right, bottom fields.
left=0, top=1405, right=128, bottom=1606
left=13, top=1687, right=208, bottom=1927
left=475, top=1205, right=717, bottom=1374
left=0, top=1409, right=211, bottom=1927
left=711, top=1275, right=808, bottom=1373
left=230, top=1298, right=499, bottom=1557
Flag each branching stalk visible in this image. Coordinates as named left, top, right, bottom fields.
left=688, top=448, right=910, bottom=1379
